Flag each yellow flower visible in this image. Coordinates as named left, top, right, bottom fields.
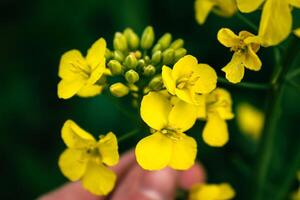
left=189, top=183, right=235, bottom=200
left=195, top=0, right=237, bottom=24
left=162, top=55, right=217, bottom=105
left=58, top=38, right=107, bottom=99
left=295, top=28, right=300, bottom=37
left=237, top=103, right=265, bottom=139
left=218, top=28, right=262, bottom=83
left=135, top=92, right=198, bottom=170
left=200, top=88, right=234, bottom=147
left=236, top=0, right=300, bottom=46
left=58, top=120, right=119, bottom=195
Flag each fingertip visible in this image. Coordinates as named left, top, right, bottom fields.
left=178, top=163, right=206, bottom=190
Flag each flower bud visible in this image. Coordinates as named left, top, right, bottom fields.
left=170, top=39, right=184, bottom=50
left=125, top=69, right=139, bottom=83
left=137, top=59, right=146, bottom=70
left=105, top=48, right=113, bottom=60
left=124, top=54, right=138, bottom=70
left=151, top=50, right=162, bottom=65
left=141, top=26, right=155, bottom=50
left=113, top=50, right=125, bottom=62
left=108, top=60, right=123, bottom=75
left=162, top=48, right=175, bottom=65
left=143, top=65, right=156, bottom=77
left=158, top=33, right=172, bottom=50
left=110, top=83, right=129, bottom=97
left=174, top=48, right=187, bottom=61
left=134, top=51, right=142, bottom=59
left=124, top=28, right=139, bottom=50
left=148, top=75, right=163, bottom=91
left=113, top=32, right=128, bottom=52
left=152, top=43, right=162, bottom=54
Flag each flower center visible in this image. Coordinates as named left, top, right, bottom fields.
left=86, top=146, right=102, bottom=164
left=161, top=128, right=182, bottom=140
left=70, top=59, right=91, bottom=78
left=176, top=72, right=200, bottom=89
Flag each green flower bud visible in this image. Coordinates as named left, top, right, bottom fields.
left=108, top=60, right=123, bottom=75
left=143, top=65, right=156, bottom=77
left=151, top=50, right=162, bottom=65
left=162, top=48, right=175, bottom=65
left=134, top=51, right=142, bottom=59
left=174, top=48, right=187, bottom=61
left=113, top=50, right=125, bottom=62
left=113, top=32, right=128, bottom=52
left=144, top=55, right=150, bottom=63
left=124, top=54, right=138, bottom=69
left=105, top=48, right=113, bottom=60
left=152, top=43, right=161, bottom=54
left=158, top=33, right=172, bottom=50
left=124, top=28, right=139, bottom=50
left=125, top=69, right=139, bottom=83
left=141, top=26, right=155, bottom=50
left=170, top=39, right=184, bottom=50
left=110, top=83, right=129, bottom=97
left=148, top=75, right=163, bottom=91
left=137, top=59, right=146, bottom=70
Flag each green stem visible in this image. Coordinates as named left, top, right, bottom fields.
left=218, top=77, right=270, bottom=90
left=236, top=12, right=258, bottom=32
left=118, top=129, right=139, bottom=143
left=254, top=37, right=300, bottom=200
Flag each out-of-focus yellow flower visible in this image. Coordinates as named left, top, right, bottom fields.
left=236, top=0, right=300, bottom=46
left=218, top=28, right=262, bottom=83
left=135, top=92, right=197, bottom=170
left=58, top=120, right=119, bottom=195
left=199, top=88, right=234, bottom=147
left=162, top=55, right=217, bottom=105
left=58, top=38, right=106, bottom=99
left=295, top=28, right=300, bottom=37
left=195, top=0, right=237, bottom=24
left=237, top=103, right=265, bottom=139
left=189, top=183, right=235, bottom=200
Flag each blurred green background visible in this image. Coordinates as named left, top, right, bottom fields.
left=1, top=0, right=300, bottom=199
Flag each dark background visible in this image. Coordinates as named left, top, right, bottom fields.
left=1, top=0, right=300, bottom=199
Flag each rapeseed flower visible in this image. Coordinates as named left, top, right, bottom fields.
left=162, top=55, right=217, bottom=105
left=236, top=0, right=300, bottom=46
left=218, top=28, right=262, bottom=83
left=135, top=92, right=197, bottom=170
left=58, top=38, right=106, bottom=99
left=58, top=120, right=119, bottom=195
left=189, top=183, right=235, bottom=200
left=195, top=0, right=237, bottom=24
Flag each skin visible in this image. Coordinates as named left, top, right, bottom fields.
left=38, top=151, right=206, bottom=200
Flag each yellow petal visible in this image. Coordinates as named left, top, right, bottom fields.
left=290, top=0, right=300, bottom=8
left=86, top=38, right=106, bottom=70
left=259, top=0, right=292, bottom=46
left=192, top=63, right=218, bottom=94
left=162, top=66, right=176, bottom=95
left=61, top=120, right=96, bottom=148
left=222, top=53, right=245, bottom=83
left=82, top=162, right=116, bottom=195
left=236, top=0, right=264, bottom=13
left=213, top=0, right=237, bottom=17
left=57, top=79, right=86, bottom=99
left=169, top=133, right=197, bottom=170
left=168, top=100, right=197, bottom=132
left=58, top=50, right=88, bottom=80
left=77, top=84, right=103, bottom=97
left=175, top=88, right=196, bottom=105
left=189, top=184, right=220, bottom=200
left=58, top=148, right=87, bottom=181
left=172, top=55, right=198, bottom=80
left=294, top=28, right=300, bottom=37
left=244, top=47, right=262, bottom=71
left=218, top=183, right=236, bottom=199
left=87, top=62, right=106, bottom=86
left=140, top=92, right=171, bottom=130
left=97, top=132, right=119, bottom=166
left=195, top=0, right=215, bottom=24
left=135, top=132, right=172, bottom=170
left=217, top=28, right=240, bottom=48
left=203, top=113, right=229, bottom=147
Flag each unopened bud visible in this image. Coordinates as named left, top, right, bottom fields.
left=158, top=33, right=172, bottom=50
left=110, top=83, right=129, bottom=97
left=162, top=48, right=175, bottom=65
left=152, top=43, right=161, bottom=54
left=105, top=48, right=113, bottom=60
left=113, top=32, right=128, bottom=52
left=134, top=51, right=142, bottom=59
left=125, top=70, right=139, bottom=83
left=124, top=28, right=139, bottom=50
left=108, top=60, right=123, bottom=75
left=113, top=50, right=125, bottom=62
left=151, top=50, right=162, bottom=65
left=170, top=39, right=184, bottom=50
left=141, top=26, right=155, bottom=50
left=143, top=65, right=156, bottom=77
left=148, top=75, right=163, bottom=91
left=174, top=48, right=187, bottom=61
left=137, top=59, right=146, bottom=70
left=124, top=54, right=138, bottom=69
